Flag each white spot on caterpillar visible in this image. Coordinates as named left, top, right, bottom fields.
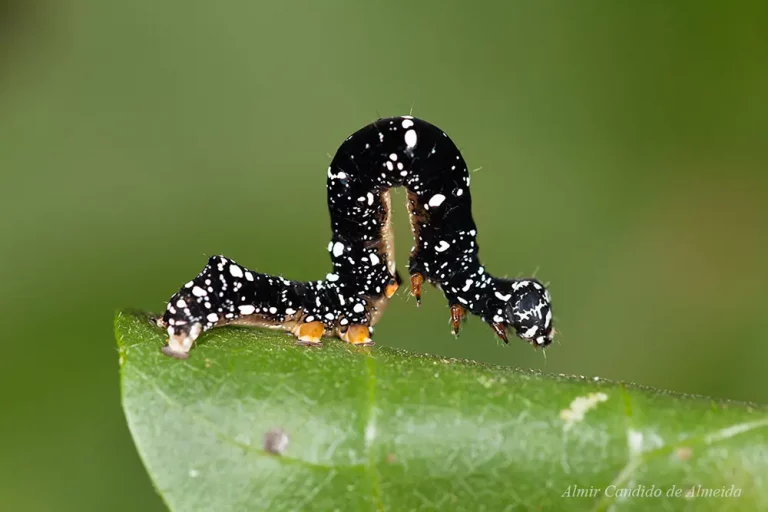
left=332, top=242, right=345, bottom=257
left=337, top=171, right=347, bottom=179
left=340, top=318, right=349, bottom=325
left=435, top=240, right=450, bottom=252
left=353, top=303, right=365, bottom=313
left=229, top=265, right=244, bottom=278
left=456, top=188, right=463, bottom=196
left=521, top=325, right=538, bottom=338
left=245, top=271, right=254, bottom=282
left=512, top=280, right=531, bottom=291
left=176, top=299, right=187, bottom=309
left=405, top=129, right=417, bottom=148
left=545, top=309, right=552, bottom=327
left=560, top=392, right=609, bottom=431
left=326, top=273, right=339, bottom=282
left=269, top=307, right=277, bottom=314
left=185, top=281, right=194, bottom=288
left=328, top=241, right=334, bottom=252
left=386, top=161, right=394, bottom=171
left=428, top=194, right=446, bottom=207
left=462, top=279, right=472, bottom=292
left=192, top=286, right=207, bottom=297
left=325, top=313, right=335, bottom=320
left=206, top=313, right=219, bottom=323
left=389, top=153, right=397, bottom=161
left=495, top=291, right=512, bottom=301
left=402, top=119, right=414, bottom=129
left=286, top=308, right=297, bottom=315
left=367, top=192, right=374, bottom=205
left=238, top=305, right=256, bottom=315
left=369, top=253, right=380, bottom=266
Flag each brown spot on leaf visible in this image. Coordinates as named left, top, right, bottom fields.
left=675, top=446, right=693, bottom=461
left=263, top=428, right=289, bottom=455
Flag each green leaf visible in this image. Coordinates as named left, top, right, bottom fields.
left=117, top=310, right=768, bottom=511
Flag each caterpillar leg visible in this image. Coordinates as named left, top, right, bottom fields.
left=339, top=324, right=374, bottom=346
left=385, top=270, right=402, bottom=298
left=491, top=322, right=510, bottom=344
left=409, top=272, right=424, bottom=306
left=449, top=304, right=466, bottom=337
left=293, top=321, right=325, bottom=347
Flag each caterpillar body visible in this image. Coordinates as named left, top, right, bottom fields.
left=158, top=116, right=554, bottom=358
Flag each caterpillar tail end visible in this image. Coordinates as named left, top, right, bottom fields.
left=162, top=323, right=202, bottom=359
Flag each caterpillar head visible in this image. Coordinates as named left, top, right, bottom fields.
left=502, top=279, right=554, bottom=347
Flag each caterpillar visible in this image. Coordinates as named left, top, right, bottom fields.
left=158, top=116, right=554, bottom=359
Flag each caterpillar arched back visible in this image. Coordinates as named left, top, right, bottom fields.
left=158, top=116, right=554, bottom=358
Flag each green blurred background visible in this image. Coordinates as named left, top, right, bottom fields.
left=1, top=1, right=766, bottom=510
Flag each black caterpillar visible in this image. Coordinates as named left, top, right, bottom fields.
left=158, top=116, right=554, bottom=358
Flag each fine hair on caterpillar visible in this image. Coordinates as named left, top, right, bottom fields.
left=157, top=116, right=554, bottom=359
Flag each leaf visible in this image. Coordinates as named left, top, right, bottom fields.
left=117, top=310, right=768, bottom=511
